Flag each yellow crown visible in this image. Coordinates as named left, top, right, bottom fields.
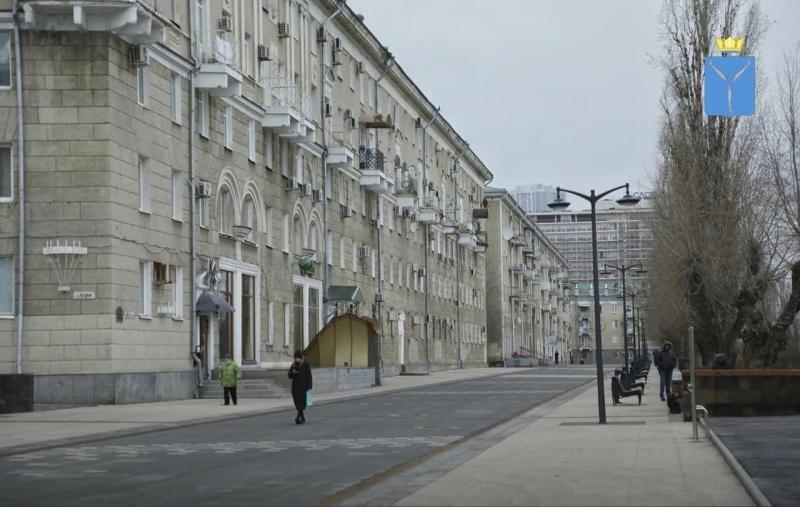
left=715, top=36, right=745, bottom=54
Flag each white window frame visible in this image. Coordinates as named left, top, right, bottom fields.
left=171, top=170, right=182, bottom=221
left=0, top=256, right=14, bottom=317
left=0, top=32, right=10, bottom=90
left=198, top=180, right=209, bottom=228
left=264, top=132, right=273, bottom=169
left=265, top=207, right=274, bottom=247
left=199, top=92, right=210, bottom=138
left=326, top=231, right=332, bottom=266
left=339, top=237, right=346, bottom=270
left=138, top=156, right=151, bottom=213
left=0, top=145, right=12, bottom=203
left=611, top=304, right=617, bottom=314
left=137, top=66, right=148, bottom=107
left=283, top=302, right=291, bottom=346
left=139, top=260, right=153, bottom=318
left=248, top=119, right=256, bottom=162
left=170, top=73, right=182, bottom=124
left=268, top=301, right=274, bottom=345
left=172, top=265, right=184, bottom=319
left=282, top=213, right=290, bottom=253
left=224, top=105, right=233, bottom=150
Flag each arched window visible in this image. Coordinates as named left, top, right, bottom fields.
left=308, top=221, right=318, bottom=252
left=219, top=187, right=234, bottom=235
left=242, top=196, right=255, bottom=242
left=292, top=214, right=305, bottom=253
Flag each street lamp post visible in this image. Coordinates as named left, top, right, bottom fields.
left=548, top=184, right=640, bottom=424
left=601, top=262, right=645, bottom=373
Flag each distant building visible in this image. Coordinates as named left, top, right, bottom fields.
left=510, top=184, right=557, bottom=214
left=530, top=198, right=653, bottom=364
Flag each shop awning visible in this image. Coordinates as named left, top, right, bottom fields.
left=196, top=292, right=234, bottom=314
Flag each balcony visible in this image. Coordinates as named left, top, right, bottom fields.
left=359, top=148, right=394, bottom=194
left=21, top=1, right=165, bottom=44
left=510, top=235, right=528, bottom=247
left=579, top=326, right=591, bottom=335
left=196, top=37, right=243, bottom=97
left=523, top=269, right=538, bottom=281
left=457, top=233, right=477, bottom=249
left=510, top=263, right=526, bottom=274
left=395, top=172, right=418, bottom=208
left=263, top=80, right=314, bottom=143
left=326, top=146, right=355, bottom=170
left=541, top=303, right=552, bottom=312
left=417, top=195, right=441, bottom=224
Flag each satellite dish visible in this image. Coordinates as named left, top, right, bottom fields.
left=502, top=227, right=513, bottom=240
left=409, top=221, right=419, bottom=233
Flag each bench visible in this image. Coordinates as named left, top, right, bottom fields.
left=611, top=375, right=642, bottom=405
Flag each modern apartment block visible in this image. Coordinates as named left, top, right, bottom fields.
left=509, top=184, right=556, bottom=214
left=0, top=0, right=493, bottom=404
left=530, top=197, right=652, bottom=364
left=484, top=188, right=570, bottom=366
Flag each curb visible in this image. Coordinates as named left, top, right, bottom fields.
left=0, top=367, right=521, bottom=458
left=709, top=427, right=772, bottom=507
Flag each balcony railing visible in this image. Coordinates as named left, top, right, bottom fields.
left=360, top=148, right=385, bottom=171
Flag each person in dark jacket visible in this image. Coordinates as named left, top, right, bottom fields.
left=288, top=350, right=312, bottom=424
left=657, top=342, right=676, bottom=401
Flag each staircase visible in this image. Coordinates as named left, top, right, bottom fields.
left=199, top=378, right=291, bottom=400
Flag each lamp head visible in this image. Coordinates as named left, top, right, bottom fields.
left=616, top=184, right=640, bottom=207
left=547, top=189, right=570, bottom=210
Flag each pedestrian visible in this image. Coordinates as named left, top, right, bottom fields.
left=657, top=341, right=676, bottom=401
left=219, top=353, right=240, bottom=406
left=288, top=350, right=313, bottom=425
left=555, top=351, right=560, bottom=365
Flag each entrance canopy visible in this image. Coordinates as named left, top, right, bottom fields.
left=196, top=291, right=234, bottom=314
left=303, top=314, right=379, bottom=368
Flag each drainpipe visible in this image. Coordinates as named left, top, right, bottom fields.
left=420, top=108, right=438, bottom=372
left=189, top=0, right=199, bottom=396
left=12, top=0, right=25, bottom=374
left=319, top=1, right=344, bottom=326
left=373, top=55, right=394, bottom=386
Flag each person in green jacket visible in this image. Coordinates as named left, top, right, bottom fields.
left=219, top=354, right=241, bottom=406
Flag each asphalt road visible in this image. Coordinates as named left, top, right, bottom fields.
left=0, top=367, right=597, bottom=507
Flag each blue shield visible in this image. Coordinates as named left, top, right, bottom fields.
left=704, top=56, right=755, bottom=116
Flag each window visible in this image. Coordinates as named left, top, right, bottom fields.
left=244, top=33, right=254, bottom=77
left=138, top=156, right=150, bottom=213
left=171, top=170, right=181, bottom=221
left=0, top=32, right=9, bottom=88
left=264, top=132, right=273, bottom=169
left=612, top=335, right=619, bottom=344
left=172, top=266, right=184, bottom=319
left=199, top=92, right=209, bottom=138
left=242, top=274, right=256, bottom=363
left=170, top=0, right=179, bottom=23
left=611, top=304, right=618, bottom=314
left=612, top=320, right=618, bottom=329
left=308, top=222, right=318, bottom=252
left=0, top=257, right=13, bottom=316
left=349, top=61, right=356, bottom=91
left=248, top=119, right=256, bottom=162
left=268, top=301, right=274, bottom=345
left=138, top=261, right=152, bottom=317
left=242, top=196, right=255, bottom=242
left=282, top=213, right=290, bottom=253
left=359, top=72, right=365, bottom=103
left=265, top=207, right=274, bottom=247
left=170, top=73, right=182, bottom=124
left=224, top=105, right=233, bottom=149
left=283, top=302, right=291, bottom=346
left=219, top=187, right=234, bottom=235
left=198, top=181, right=209, bottom=228
left=137, top=66, right=148, bottom=106
left=339, top=237, right=346, bottom=269
left=0, top=146, right=11, bottom=202
left=326, top=232, right=332, bottom=266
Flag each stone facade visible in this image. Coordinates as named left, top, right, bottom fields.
left=0, top=0, right=492, bottom=403
left=484, top=188, right=570, bottom=366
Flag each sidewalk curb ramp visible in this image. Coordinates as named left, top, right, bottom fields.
left=709, top=427, right=772, bottom=507
left=0, top=368, right=520, bottom=458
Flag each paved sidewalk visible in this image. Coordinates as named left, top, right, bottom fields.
left=0, top=367, right=518, bottom=454
left=395, top=370, right=754, bottom=507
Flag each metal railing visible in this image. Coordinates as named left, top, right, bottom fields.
left=360, top=148, right=385, bottom=171
left=268, top=76, right=312, bottom=116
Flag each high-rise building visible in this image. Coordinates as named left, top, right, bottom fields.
left=510, top=184, right=557, bottom=214
left=530, top=197, right=653, bottom=364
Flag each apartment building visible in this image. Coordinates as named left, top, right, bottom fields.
left=531, top=196, right=652, bottom=364
left=0, top=0, right=493, bottom=404
left=484, top=188, right=570, bottom=366
left=509, top=184, right=556, bottom=214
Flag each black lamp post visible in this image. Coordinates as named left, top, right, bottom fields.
left=601, top=263, right=646, bottom=372
left=548, top=184, right=640, bottom=425
left=623, top=289, right=647, bottom=360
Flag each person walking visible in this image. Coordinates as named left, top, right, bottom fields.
left=219, top=353, right=241, bottom=406
left=554, top=351, right=560, bottom=365
left=657, top=342, right=676, bottom=401
left=288, top=350, right=313, bottom=424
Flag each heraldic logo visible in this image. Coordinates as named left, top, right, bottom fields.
left=704, top=37, right=755, bottom=117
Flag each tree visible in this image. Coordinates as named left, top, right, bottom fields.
left=651, top=0, right=771, bottom=365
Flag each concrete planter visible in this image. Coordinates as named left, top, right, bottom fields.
left=681, top=369, right=800, bottom=417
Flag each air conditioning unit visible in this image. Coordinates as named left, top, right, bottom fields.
left=312, top=189, right=322, bottom=203
left=195, top=181, right=212, bottom=199
left=333, top=38, right=342, bottom=52
left=324, top=101, right=333, bottom=118
left=302, top=183, right=312, bottom=197
left=316, top=27, right=326, bottom=43
left=358, top=246, right=371, bottom=258
left=284, top=177, right=298, bottom=190
left=278, top=22, right=290, bottom=38
left=345, top=117, right=356, bottom=130
left=218, top=15, right=233, bottom=32
left=152, top=262, right=175, bottom=285
left=258, top=44, right=272, bottom=61
left=130, top=44, right=149, bottom=66
left=418, top=268, right=426, bottom=278
left=343, top=108, right=353, bottom=119
left=355, top=61, right=364, bottom=74
left=340, top=204, right=352, bottom=218
left=393, top=206, right=403, bottom=218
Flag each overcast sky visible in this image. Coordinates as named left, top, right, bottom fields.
left=347, top=0, right=800, bottom=194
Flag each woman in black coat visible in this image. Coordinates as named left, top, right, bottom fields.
left=288, top=350, right=312, bottom=424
